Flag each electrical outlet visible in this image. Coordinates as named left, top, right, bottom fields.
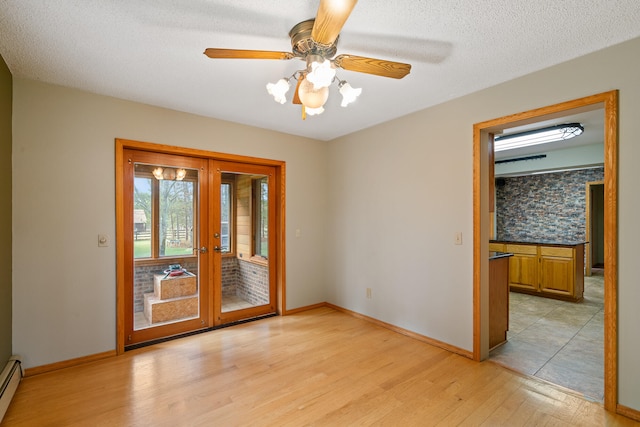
left=366, top=288, right=372, bottom=299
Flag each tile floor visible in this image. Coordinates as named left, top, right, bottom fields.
left=489, top=269, right=604, bottom=401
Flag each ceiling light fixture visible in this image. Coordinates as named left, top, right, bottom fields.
left=152, top=167, right=164, bottom=180
left=205, top=2, right=412, bottom=121
left=494, top=123, right=584, bottom=152
left=267, top=69, right=361, bottom=118
left=151, top=167, right=188, bottom=181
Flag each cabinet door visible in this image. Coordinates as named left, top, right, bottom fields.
left=540, top=247, right=574, bottom=296
left=506, top=245, right=538, bottom=291
left=509, top=254, right=538, bottom=291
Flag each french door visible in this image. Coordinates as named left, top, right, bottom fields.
left=211, top=160, right=277, bottom=325
left=120, top=146, right=281, bottom=348
left=123, top=149, right=210, bottom=347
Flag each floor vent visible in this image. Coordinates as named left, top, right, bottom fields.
left=0, top=356, right=22, bottom=422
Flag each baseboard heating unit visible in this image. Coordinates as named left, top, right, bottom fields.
left=0, top=356, right=22, bottom=422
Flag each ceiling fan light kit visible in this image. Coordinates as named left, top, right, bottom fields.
left=204, top=0, right=411, bottom=119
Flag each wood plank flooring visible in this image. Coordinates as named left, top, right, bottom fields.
left=2, top=307, right=637, bottom=426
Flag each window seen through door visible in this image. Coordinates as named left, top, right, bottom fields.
left=220, top=182, right=232, bottom=253
left=253, top=177, right=269, bottom=259
left=133, top=164, right=197, bottom=259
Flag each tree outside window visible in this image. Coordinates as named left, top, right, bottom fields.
left=133, top=165, right=196, bottom=259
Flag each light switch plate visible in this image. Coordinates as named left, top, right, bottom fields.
left=98, top=234, right=109, bottom=247
left=454, top=232, right=463, bottom=245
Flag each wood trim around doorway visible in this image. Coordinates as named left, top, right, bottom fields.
left=115, top=138, right=286, bottom=354
left=472, top=90, right=618, bottom=412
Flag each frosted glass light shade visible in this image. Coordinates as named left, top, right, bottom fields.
left=298, top=76, right=329, bottom=109
left=152, top=167, right=164, bottom=180
left=306, top=58, right=336, bottom=89
left=305, top=106, right=325, bottom=116
left=339, top=82, right=362, bottom=107
left=266, top=78, right=290, bottom=104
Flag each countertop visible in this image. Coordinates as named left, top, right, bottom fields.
left=491, top=239, right=587, bottom=247
left=489, top=251, right=514, bottom=260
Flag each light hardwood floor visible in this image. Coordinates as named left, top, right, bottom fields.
left=3, top=307, right=637, bottom=426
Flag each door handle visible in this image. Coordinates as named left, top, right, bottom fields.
left=213, top=246, right=223, bottom=253
left=199, top=247, right=207, bottom=254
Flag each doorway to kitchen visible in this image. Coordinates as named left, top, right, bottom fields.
left=472, top=90, right=618, bottom=411
left=116, top=139, right=286, bottom=352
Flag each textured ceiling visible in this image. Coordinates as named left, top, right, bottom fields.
left=1, top=1, right=639, bottom=141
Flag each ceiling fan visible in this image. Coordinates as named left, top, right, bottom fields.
left=203, top=0, right=411, bottom=118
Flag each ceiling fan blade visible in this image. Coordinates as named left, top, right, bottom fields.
left=292, top=78, right=303, bottom=104
left=204, top=48, right=294, bottom=60
left=311, top=0, right=358, bottom=46
left=334, top=54, right=411, bottom=79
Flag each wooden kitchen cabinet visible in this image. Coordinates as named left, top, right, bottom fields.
left=506, top=244, right=538, bottom=292
left=489, top=253, right=511, bottom=349
left=490, top=241, right=585, bottom=301
left=540, top=245, right=584, bottom=299
left=489, top=242, right=505, bottom=252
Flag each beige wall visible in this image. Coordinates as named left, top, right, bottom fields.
left=10, top=36, right=640, bottom=413
left=327, top=36, right=640, bottom=411
left=0, top=55, right=12, bottom=364
left=12, top=80, right=328, bottom=367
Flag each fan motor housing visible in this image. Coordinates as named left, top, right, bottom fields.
left=289, top=19, right=338, bottom=59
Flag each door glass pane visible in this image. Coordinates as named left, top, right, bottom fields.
left=134, top=177, right=152, bottom=258
left=159, top=179, right=195, bottom=257
left=221, top=173, right=270, bottom=313
left=132, top=163, right=200, bottom=330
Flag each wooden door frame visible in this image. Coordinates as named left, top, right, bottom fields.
left=585, top=180, right=605, bottom=276
left=472, top=90, right=618, bottom=411
left=116, top=138, right=286, bottom=354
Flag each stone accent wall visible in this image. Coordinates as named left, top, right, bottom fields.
left=496, top=167, right=604, bottom=241
left=133, top=259, right=197, bottom=313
